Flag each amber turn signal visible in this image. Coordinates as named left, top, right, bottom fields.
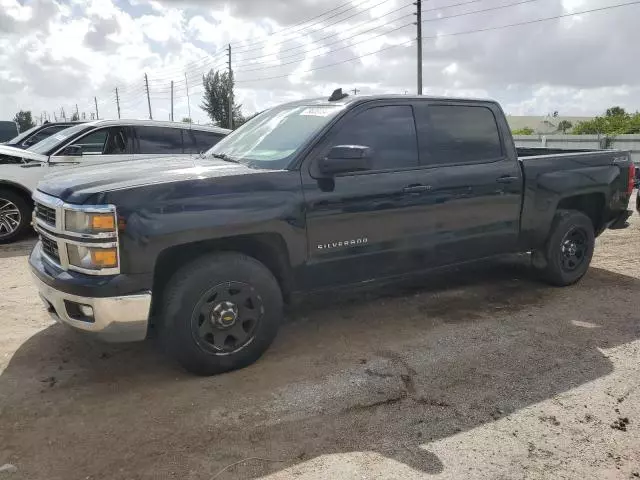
left=90, top=214, right=116, bottom=231
left=90, top=248, right=118, bottom=268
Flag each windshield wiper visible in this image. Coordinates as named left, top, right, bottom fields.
left=211, top=152, right=240, bottom=163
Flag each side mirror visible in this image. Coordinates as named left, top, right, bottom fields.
left=63, top=145, right=83, bottom=156
left=318, top=145, right=372, bottom=175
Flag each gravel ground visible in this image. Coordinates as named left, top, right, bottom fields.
left=0, top=205, right=638, bottom=480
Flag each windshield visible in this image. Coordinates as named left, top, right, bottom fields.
left=6, top=125, right=40, bottom=144
left=27, top=123, right=92, bottom=155
left=206, top=104, right=345, bottom=169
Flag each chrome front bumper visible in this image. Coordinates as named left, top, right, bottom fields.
left=32, top=273, right=151, bottom=342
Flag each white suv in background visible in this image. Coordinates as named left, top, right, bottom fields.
left=0, top=119, right=230, bottom=243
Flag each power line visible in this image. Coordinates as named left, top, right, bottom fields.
left=233, top=0, right=389, bottom=52
left=236, top=0, right=640, bottom=84
left=236, top=0, right=404, bottom=58
left=233, top=0, right=498, bottom=65
left=234, top=2, right=414, bottom=66
left=420, top=0, right=640, bottom=38
left=236, top=22, right=414, bottom=74
left=236, top=39, right=415, bottom=83
left=235, top=0, right=545, bottom=74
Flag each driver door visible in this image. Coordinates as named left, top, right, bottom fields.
left=49, top=126, right=133, bottom=166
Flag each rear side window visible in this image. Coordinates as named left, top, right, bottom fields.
left=25, top=125, right=69, bottom=146
left=328, top=105, right=418, bottom=170
left=194, top=131, right=223, bottom=151
left=136, top=126, right=183, bottom=154
left=424, top=105, right=502, bottom=164
left=182, top=130, right=223, bottom=154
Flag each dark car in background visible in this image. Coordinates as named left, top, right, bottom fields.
left=3, top=121, right=84, bottom=149
left=0, top=121, right=19, bottom=142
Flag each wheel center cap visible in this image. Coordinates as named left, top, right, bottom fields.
left=211, top=301, right=238, bottom=327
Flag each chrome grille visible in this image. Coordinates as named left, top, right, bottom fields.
left=40, top=235, right=60, bottom=263
left=35, top=202, right=56, bottom=227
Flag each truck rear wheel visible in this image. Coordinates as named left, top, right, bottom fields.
left=0, top=189, right=31, bottom=244
left=160, top=252, right=283, bottom=375
left=538, top=210, right=595, bottom=286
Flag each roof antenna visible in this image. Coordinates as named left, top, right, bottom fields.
left=328, top=88, right=349, bottom=101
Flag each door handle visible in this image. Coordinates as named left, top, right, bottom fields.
left=403, top=184, right=431, bottom=193
left=496, top=176, right=519, bottom=183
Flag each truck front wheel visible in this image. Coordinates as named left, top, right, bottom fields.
left=538, top=210, right=595, bottom=286
left=160, top=252, right=283, bottom=375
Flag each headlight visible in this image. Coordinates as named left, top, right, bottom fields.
left=65, top=210, right=116, bottom=234
left=67, top=244, right=118, bottom=270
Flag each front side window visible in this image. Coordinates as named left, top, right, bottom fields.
left=207, top=104, right=345, bottom=169
left=58, top=127, right=130, bottom=156
left=136, top=126, right=183, bottom=154
left=424, top=105, right=502, bottom=164
left=327, top=105, right=419, bottom=170
left=70, top=129, right=108, bottom=154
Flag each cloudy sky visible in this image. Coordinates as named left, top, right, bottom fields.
left=1, top=0, right=639, bottom=125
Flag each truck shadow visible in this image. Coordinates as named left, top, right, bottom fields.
left=1, top=262, right=639, bottom=479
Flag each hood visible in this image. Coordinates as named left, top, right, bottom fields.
left=37, top=155, right=265, bottom=203
left=0, top=144, right=47, bottom=163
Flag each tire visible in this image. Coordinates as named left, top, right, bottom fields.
left=0, top=190, right=31, bottom=244
left=160, top=252, right=283, bottom=375
left=538, top=210, right=595, bottom=286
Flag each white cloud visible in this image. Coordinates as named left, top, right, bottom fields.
left=1, top=0, right=640, bottom=125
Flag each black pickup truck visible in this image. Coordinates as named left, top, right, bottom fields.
left=29, top=91, right=635, bottom=375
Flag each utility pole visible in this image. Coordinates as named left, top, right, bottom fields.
left=351, top=88, right=360, bottom=95
left=115, top=88, right=121, bottom=119
left=170, top=81, right=174, bottom=122
left=228, top=43, right=234, bottom=129
left=94, top=97, right=99, bottom=120
left=184, top=73, right=191, bottom=122
left=415, top=0, right=423, bottom=95
left=144, top=73, right=153, bottom=120
left=75, top=104, right=79, bottom=120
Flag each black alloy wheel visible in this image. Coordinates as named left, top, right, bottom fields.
left=559, top=227, right=588, bottom=272
left=192, top=281, right=264, bottom=355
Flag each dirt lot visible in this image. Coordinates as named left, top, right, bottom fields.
left=0, top=209, right=639, bottom=480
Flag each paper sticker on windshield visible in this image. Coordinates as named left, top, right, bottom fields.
left=300, top=107, right=340, bottom=117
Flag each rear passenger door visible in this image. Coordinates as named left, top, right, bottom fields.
left=133, top=126, right=184, bottom=157
left=415, top=102, right=523, bottom=264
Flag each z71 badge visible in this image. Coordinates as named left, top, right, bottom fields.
left=317, top=238, right=368, bottom=250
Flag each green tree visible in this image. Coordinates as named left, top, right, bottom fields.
left=557, top=120, right=573, bottom=133
left=71, top=112, right=80, bottom=121
left=13, top=110, right=35, bottom=132
left=200, top=69, right=244, bottom=128
left=512, top=127, right=534, bottom=135
left=182, top=117, right=192, bottom=123
left=573, top=107, right=640, bottom=135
